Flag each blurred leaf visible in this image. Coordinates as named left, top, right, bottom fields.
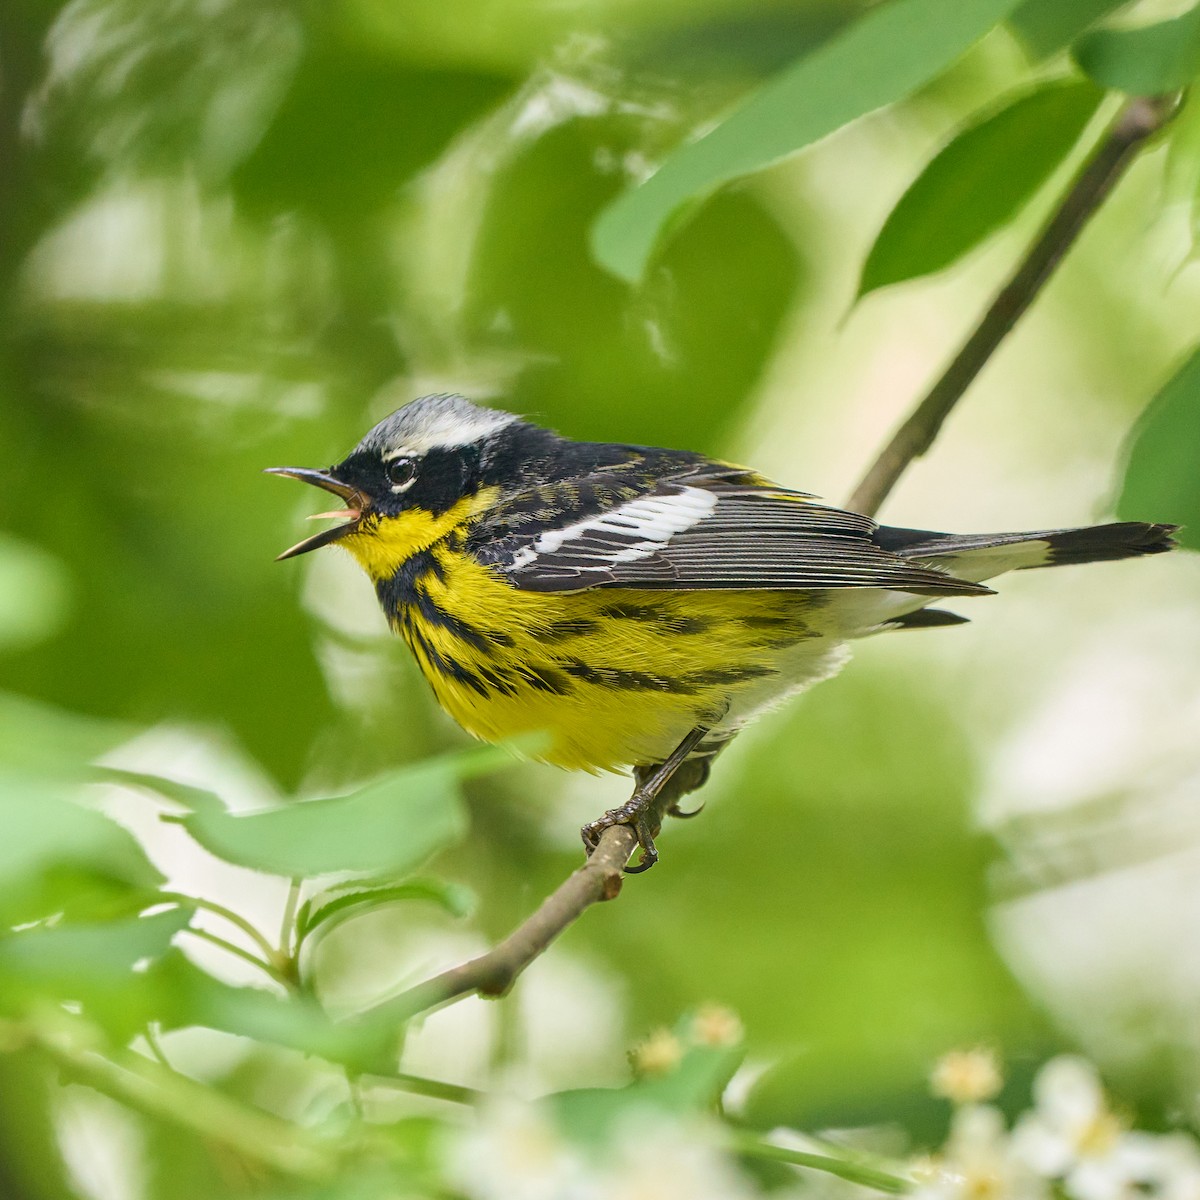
left=0, top=535, right=71, bottom=653
left=630, top=6, right=858, bottom=79
left=296, top=879, right=474, bottom=944
left=858, top=80, right=1102, bottom=298
left=30, top=0, right=302, bottom=183
left=0, top=693, right=129, bottom=779
left=103, top=769, right=228, bottom=818
left=1075, top=8, right=1200, bottom=94
left=451, top=103, right=802, bottom=450
left=147, top=950, right=398, bottom=1072
left=591, top=0, right=1026, bottom=283
left=0, top=909, right=192, bottom=1037
left=553, top=1013, right=742, bottom=1145
left=131, top=747, right=517, bottom=877
left=235, top=52, right=509, bottom=225
left=0, top=775, right=163, bottom=927
left=1117, top=343, right=1200, bottom=551
left=1009, top=0, right=1131, bottom=59
left=0, top=386, right=345, bottom=788
left=0, top=910, right=398, bottom=1066
left=747, top=1054, right=952, bottom=1147
left=0, top=908, right=189, bottom=981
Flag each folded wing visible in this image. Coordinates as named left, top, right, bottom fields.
left=470, top=468, right=992, bottom=597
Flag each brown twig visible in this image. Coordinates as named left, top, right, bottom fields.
left=369, top=94, right=1177, bottom=1027
left=352, top=821, right=641, bottom=1025
left=846, top=93, right=1178, bottom=518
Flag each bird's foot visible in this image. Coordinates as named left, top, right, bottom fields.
left=581, top=793, right=660, bottom=873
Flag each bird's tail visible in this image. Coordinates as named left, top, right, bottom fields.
left=876, top=521, right=1178, bottom=584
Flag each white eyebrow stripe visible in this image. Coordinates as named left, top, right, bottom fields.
left=379, top=410, right=517, bottom=455
left=526, top=487, right=718, bottom=560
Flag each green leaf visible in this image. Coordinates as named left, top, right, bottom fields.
left=1010, top=0, right=1131, bottom=59
left=147, top=950, right=398, bottom=1072
left=296, top=878, right=474, bottom=944
left=130, top=747, right=516, bottom=877
left=1117, top=344, right=1200, bottom=551
left=861, top=79, right=1103, bottom=298
left=0, top=915, right=398, bottom=1067
left=101, top=769, right=229, bottom=818
left=1075, top=8, right=1200, bottom=95
left=0, top=775, right=164, bottom=927
left=0, top=693, right=130, bottom=779
left=553, top=1012, right=743, bottom=1145
left=0, top=908, right=190, bottom=983
left=591, top=0, right=1028, bottom=283
left=0, top=909, right=193, bottom=1036
left=858, top=81, right=1102, bottom=298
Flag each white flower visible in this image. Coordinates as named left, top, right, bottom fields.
left=443, top=1100, right=764, bottom=1200
left=444, top=1098, right=597, bottom=1200
left=1149, top=1134, right=1200, bottom=1200
left=606, top=1112, right=761, bottom=1200
left=914, top=1104, right=1047, bottom=1200
left=1010, top=1057, right=1158, bottom=1200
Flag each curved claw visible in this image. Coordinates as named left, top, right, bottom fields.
left=623, top=819, right=658, bottom=873
left=579, top=806, right=661, bottom=872
left=668, top=799, right=706, bottom=820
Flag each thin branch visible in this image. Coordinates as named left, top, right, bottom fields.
left=846, top=93, right=1178, bottom=518
left=349, top=821, right=641, bottom=1025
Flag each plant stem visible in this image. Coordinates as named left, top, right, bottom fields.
left=846, top=93, right=1178, bottom=519
left=183, top=928, right=292, bottom=989
left=733, top=1134, right=911, bottom=1193
left=280, top=878, right=302, bottom=959
left=27, top=1014, right=339, bottom=1180
left=141, top=1024, right=173, bottom=1071
left=158, top=892, right=280, bottom=964
left=364, top=1071, right=481, bottom=1106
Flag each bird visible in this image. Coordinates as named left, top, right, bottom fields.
left=267, top=394, right=1177, bottom=871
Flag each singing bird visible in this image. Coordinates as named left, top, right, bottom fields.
left=269, top=394, right=1176, bottom=870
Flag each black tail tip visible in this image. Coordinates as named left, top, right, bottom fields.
left=1044, top=522, right=1180, bottom=566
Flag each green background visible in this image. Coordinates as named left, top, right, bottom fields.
left=2, top=0, right=1200, bottom=1195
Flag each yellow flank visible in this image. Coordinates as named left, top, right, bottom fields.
left=347, top=514, right=826, bottom=772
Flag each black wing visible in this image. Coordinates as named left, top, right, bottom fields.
left=468, top=463, right=991, bottom=597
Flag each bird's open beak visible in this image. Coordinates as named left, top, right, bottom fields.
left=265, top=467, right=369, bottom=560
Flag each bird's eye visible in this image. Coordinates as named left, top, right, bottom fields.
left=386, top=457, right=417, bottom=491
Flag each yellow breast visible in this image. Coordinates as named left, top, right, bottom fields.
left=341, top=508, right=823, bottom=771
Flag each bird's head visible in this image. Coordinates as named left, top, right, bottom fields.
left=267, top=394, right=545, bottom=574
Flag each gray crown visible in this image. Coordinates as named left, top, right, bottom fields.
left=357, top=394, right=519, bottom=458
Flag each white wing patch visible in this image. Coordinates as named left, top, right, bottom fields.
left=510, top=486, right=718, bottom=571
